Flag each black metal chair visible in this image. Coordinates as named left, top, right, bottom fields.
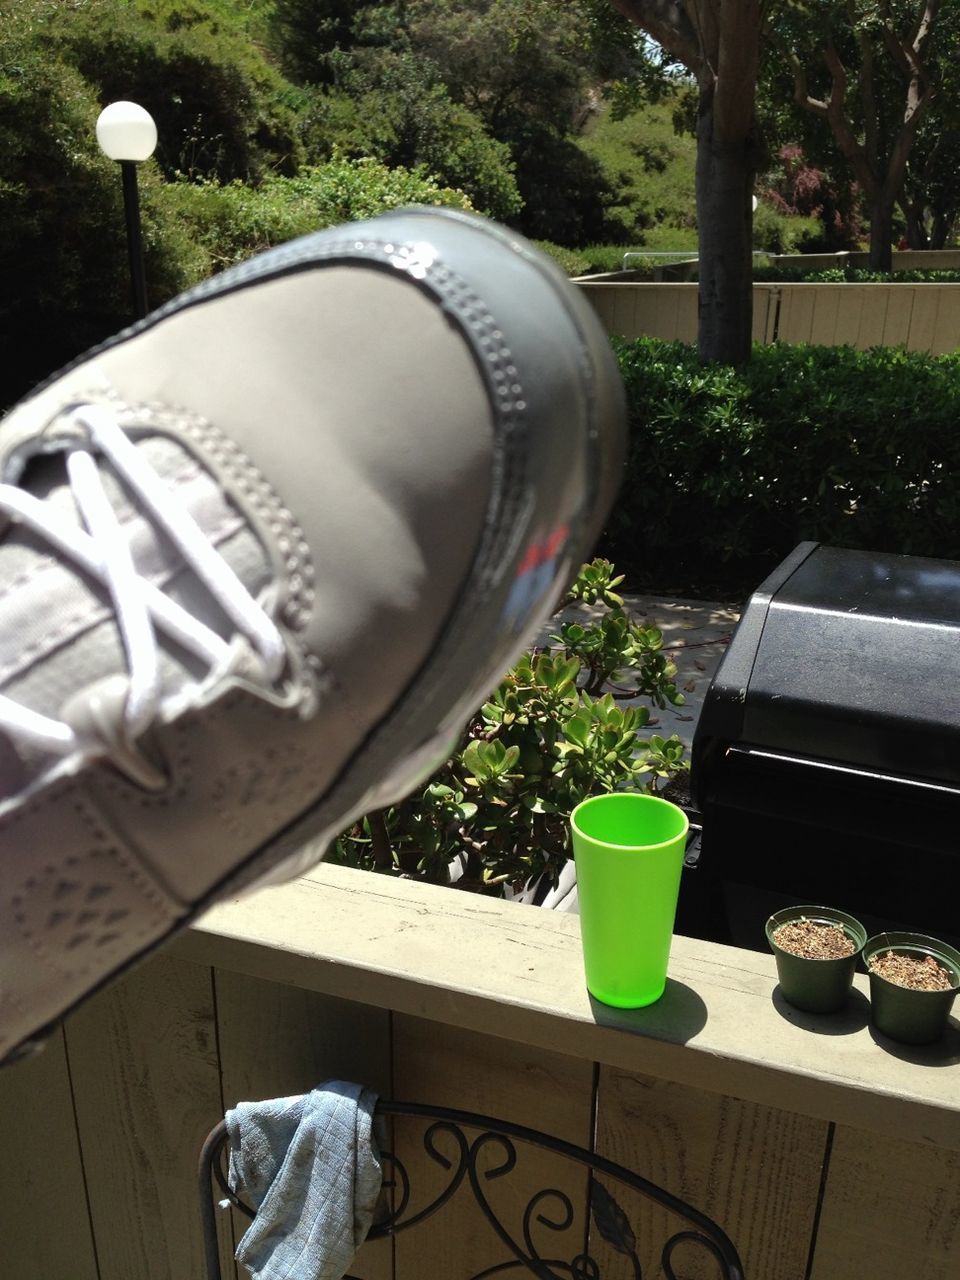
left=199, top=1100, right=745, bottom=1280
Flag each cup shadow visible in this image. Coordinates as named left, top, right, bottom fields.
left=588, top=978, right=708, bottom=1043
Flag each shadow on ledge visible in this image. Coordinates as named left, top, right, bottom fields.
left=588, top=979, right=708, bottom=1043
left=770, top=986, right=960, bottom=1064
left=868, top=1016, right=960, bottom=1067
left=771, top=986, right=871, bottom=1036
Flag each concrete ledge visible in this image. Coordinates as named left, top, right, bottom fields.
left=177, top=863, right=960, bottom=1150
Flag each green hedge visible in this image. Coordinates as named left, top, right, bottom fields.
left=605, top=339, right=960, bottom=592
left=755, top=267, right=960, bottom=284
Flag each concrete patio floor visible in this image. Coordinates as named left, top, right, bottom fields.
left=540, top=592, right=740, bottom=754
left=613, top=594, right=738, bottom=753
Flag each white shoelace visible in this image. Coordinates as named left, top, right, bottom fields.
left=0, top=404, right=285, bottom=761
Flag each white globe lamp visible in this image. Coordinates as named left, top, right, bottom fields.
left=95, top=102, right=158, bottom=319
left=96, top=101, right=158, bottom=162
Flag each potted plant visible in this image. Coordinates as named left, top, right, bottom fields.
left=863, top=931, right=960, bottom=1045
left=765, top=905, right=867, bottom=1014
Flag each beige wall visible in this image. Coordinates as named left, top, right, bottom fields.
left=576, top=281, right=960, bottom=354
left=768, top=250, right=960, bottom=273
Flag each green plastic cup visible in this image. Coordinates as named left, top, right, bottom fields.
left=571, top=792, right=689, bottom=1008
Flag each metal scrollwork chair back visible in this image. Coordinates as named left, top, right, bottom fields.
left=199, top=1100, right=745, bottom=1280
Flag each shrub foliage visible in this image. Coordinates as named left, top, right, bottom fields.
left=605, top=338, right=960, bottom=589
left=334, top=560, right=687, bottom=893
left=159, top=157, right=473, bottom=273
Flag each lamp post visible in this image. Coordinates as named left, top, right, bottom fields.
left=96, top=101, right=158, bottom=321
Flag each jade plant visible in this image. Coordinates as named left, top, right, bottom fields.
left=333, top=559, right=688, bottom=893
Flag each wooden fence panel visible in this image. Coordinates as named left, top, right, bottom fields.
left=214, top=970, right=394, bottom=1280
left=769, top=250, right=960, bottom=272
left=593, top=1065, right=829, bottom=1280
left=931, top=288, right=960, bottom=353
left=906, top=288, right=942, bottom=351
left=610, top=282, right=641, bottom=338
left=675, top=286, right=699, bottom=342
left=834, top=286, right=867, bottom=345
left=626, top=283, right=671, bottom=340
left=0, top=1028, right=100, bottom=1280
left=890, top=249, right=960, bottom=270
left=390, top=1017, right=594, bottom=1280
left=64, top=955, right=234, bottom=1280
left=777, top=287, right=817, bottom=345
left=577, top=280, right=960, bottom=352
left=882, top=287, right=915, bottom=347
left=810, top=1125, right=960, bottom=1280
left=808, top=285, right=842, bottom=345
left=634, top=284, right=674, bottom=339
left=851, top=286, right=891, bottom=347
left=752, top=289, right=774, bottom=342
left=582, top=287, right=618, bottom=337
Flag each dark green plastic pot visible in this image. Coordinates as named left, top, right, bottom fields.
left=766, top=905, right=867, bottom=1014
left=863, top=932, right=960, bottom=1045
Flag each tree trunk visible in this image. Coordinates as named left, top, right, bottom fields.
left=931, top=209, right=954, bottom=250
left=696, top=96, right=755, bottom=365
left=867, top=198, right=895, bottom=270
left=902, top=198, right=927, bottom=249
left=368, top=809, right=394, bottom=870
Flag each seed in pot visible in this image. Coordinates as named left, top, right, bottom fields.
left=868, top=951, right=954, bottom=992
left=773, top=920, right=855, bottom=960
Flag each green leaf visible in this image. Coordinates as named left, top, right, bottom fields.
left=564, top=714, right=590, bottom=747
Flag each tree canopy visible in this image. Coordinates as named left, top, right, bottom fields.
left=610, top=2, right=765, bottom=364
left=269, top=0, right=638, bottom=244
left=5, top=0, right=958, bottom=395
left=765, top=0, right=957, bottom=268
left=0, top=0, right=488, bottom=407
left=607, top=0, right=960, bottom=355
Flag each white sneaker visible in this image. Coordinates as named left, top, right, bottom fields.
left=0, top=207, right=625, bottom=1062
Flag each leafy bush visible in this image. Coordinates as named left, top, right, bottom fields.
left=402, top=0, right=616, bottom=244
left=755, top=266, right=960, bottom=284
left=270, top=0, right=622, bottom=244
left=577, top=96, right=696, bottom=241
left=533, top=242, right=594, bottom=276
left=761, top=144, right=862, bottom=253
left=0, top=1, right=480, bottom=410
left=333, top=560, right=687, bottom=892
left=294, top=71, right=521, bottom=220
left=604, top=338, right=960, bottom=590
left=0, top=31, right=205, bottom=409
left=633, top=224, right=700, bottom=254
left=582, top=245, right=639, bottom=273
left=751, top=203, right=819, bottom=255
left=37, top=0, right=301, bottom=181
left=159, top=156, right=473, bottom=273
left=0, top=0, right=298, bottom=409
left=536, top=241, right=700, bottom=278
left=510, top=121, right=623, bottom=247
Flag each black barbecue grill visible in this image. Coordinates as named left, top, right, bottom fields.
left=680, top=541, right=960, bottom=953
